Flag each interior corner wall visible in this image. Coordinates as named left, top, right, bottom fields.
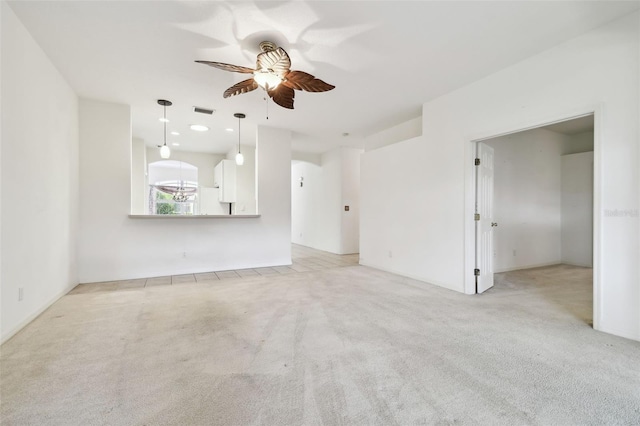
left=255, top=125, right=292, bottom=257
left=485, top=128, right=568, bottom=272
left=1, top=2, right=79, bottom=343
left=78, top=103, right=291, bottom=283
left=561, top=151, right=594, bottom=267
left=291, top=149, right=342, bottom=253
left=291, top=147, right=362, bottom=255
left=291, top=160, right=328, bottom=249
left=562, top=130, right=595, bottom=155
left=360, top=12, right=639, bottom=341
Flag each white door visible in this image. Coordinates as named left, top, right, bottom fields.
left=475, top=142, right=495, bottom=293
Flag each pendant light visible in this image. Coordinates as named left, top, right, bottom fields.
left=158, top=99, right=172, bottom=159
left=234, top=113, right=245, bottom=166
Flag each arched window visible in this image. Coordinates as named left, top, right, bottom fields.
left=148, top=160, right=198, bottom=215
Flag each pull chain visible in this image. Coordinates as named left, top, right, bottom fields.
left=265, top=94, right=269, bottom=120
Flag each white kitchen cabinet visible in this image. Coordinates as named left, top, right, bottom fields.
left=213, top=159, right=237, bottom=203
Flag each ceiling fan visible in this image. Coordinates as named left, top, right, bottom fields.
left=196, top=41, right=335, bottom=110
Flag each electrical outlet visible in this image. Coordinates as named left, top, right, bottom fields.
left=182, top=252, right=187, bottom=258
left=513, top=250, right=517, bottom=257
left=388, top=251, right=393, bottom=258
left=18, top=288, right=24, bottom=301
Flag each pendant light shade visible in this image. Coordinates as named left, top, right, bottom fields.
left=234, top=113, right=245, bottom=166
left=235, top=152, right=244, bottom=166
left=158, top=99, right=172, bottom=159
left=160, top=145, right=171, bottom=159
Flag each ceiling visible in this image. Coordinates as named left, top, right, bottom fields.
left=8, top=1, right=639, bottom=154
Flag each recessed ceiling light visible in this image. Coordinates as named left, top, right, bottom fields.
left=190, top=124, right=209, bottom=132
left=226, top=128, right=234, bottom=132
left=159, top=118, right=169, bottom=123
left=172, top=143, right=180, bottom=146
left=171, top=131, right=180, bottom=136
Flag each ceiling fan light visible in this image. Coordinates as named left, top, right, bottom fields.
left=160, top=145, right=171, bottom=159
left=235, top=152, right=244, bottom=166
left=254, top=71, right=282, bottom=90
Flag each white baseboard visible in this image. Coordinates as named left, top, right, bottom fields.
left=494, top=262, right=562, bottom=273
left=1, top=281, right=78, bottom=345
left=358, top=260, right=461, bottom=293
left=561, top=261, right=593, bottom=268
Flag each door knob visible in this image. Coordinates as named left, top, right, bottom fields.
left=491, top=222, right=498, bottom=227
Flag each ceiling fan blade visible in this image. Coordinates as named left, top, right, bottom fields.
left=195, top=60, right=255, bottom=74
left=256, top=47, right=291, bottom=77
left=268, top=85, right=295, bottom=109
left=283, top=70, right=335, bottom=92
left=223, top=79, right=259, bottom=98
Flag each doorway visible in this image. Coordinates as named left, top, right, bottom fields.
left=473, top=114, right=595, bottom=322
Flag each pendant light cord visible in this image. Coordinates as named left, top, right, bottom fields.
left=238, top=114, right=241, bottom=155
left=163, top=104, right=167, bottom=146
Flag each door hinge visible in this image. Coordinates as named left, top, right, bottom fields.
left=474, top=213, right=480, bottom=221
left=474, top=158, right=481, bottom=166
left=474, top=268, right=480, bottom=276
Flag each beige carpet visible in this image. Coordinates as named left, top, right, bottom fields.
left=2, top=264, right=639, bottom=425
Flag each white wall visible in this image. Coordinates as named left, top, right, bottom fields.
left=481, top=128, right=594, bottom=272
left=1, top=3, right=79, bottom=342
left=485, top=128, right=567, bottom=272
left=147, top=160, right=198, bottom=186
left=361, top=13, right=639, bottom=341
left=341, top=148, right=361, bottom=254
left=291, top=147, right=362, bottom=254
left=291, top=151, right=321, bottom=165
left=320, top=149, right=343, bottom=252
left=291, top=149, right=341, bottom=253
left=562, top=151, right=594, bottom=267
left=291, top=159, right=329, bottom=249
left=131, top=137, right=146, bottom=214
left=78, top=101, right=291, bottom=283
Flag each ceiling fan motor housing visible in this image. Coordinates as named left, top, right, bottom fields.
left=259, top=41, right=278, bottom=53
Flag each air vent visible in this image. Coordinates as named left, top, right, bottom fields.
left=193, top=106, right=215, bottom=115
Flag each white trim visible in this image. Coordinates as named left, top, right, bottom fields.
left=1, top=282, right=78, bottom=345
left=359, top=261, right=458, bottom=292
left=494, top=262, right=562, bottom=274
left=592, top=106, right=603, bottom=332
left=463, top=105, right=602, bottom=329
left=560, top=262, right=593, bottom=269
